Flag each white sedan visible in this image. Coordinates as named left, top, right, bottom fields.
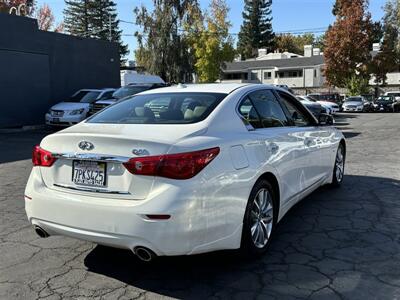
left=45, top=88, right=116, bottom=127
left=26, top=84, right=345, bottom=261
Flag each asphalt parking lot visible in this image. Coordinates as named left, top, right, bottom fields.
left=1, top=113, right=399, bottom=300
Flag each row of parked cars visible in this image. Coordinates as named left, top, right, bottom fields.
left=341, top=92, right=400, bottom=113
left=45, top=83, right=166, bottom=127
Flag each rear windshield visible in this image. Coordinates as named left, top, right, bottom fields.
left=87, top=92, right=227, bottom=124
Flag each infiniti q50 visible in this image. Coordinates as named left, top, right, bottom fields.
left=25, top=84, right=345, bottom=261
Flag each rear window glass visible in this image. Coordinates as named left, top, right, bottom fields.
left=87, top=92, right=227, bottom=124
left=112, top=86, right=151, bottom=99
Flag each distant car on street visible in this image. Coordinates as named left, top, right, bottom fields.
left=342, top=96, right=365, bottom=112
left=384, top=91, right=400, bottom=101
left=374, top=95, right=396, bottom=112
left=46, top=88, right=116, bottom=127
left=88, top=83, right=167, bottom=116
left=305, top=95, right=339, bottom=114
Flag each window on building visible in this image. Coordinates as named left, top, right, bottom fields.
left=276, top=70, right=303, bottom=78
left=251, top=71, right=259, bottom=81
left=314, top=69, right=317, bottom=77
left=264, top=72, right=272, bottom=80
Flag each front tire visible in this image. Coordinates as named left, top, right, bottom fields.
left=330, top=143, right=345, bottom=187
left=241, top=179, right=277, bottom=256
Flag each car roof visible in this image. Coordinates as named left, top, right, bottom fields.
left=138, top=83, right=252, bottom=95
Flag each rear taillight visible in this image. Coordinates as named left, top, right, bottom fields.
left=123, top=147, right=220, bottom=180
left=32, top=145, right=57, bottom=167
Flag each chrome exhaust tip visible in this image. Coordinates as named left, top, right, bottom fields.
left=134, top=246, right=156, bottom=262
left=34, top=225, right=49, bottom=238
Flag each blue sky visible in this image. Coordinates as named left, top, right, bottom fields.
left=36, top=0, right=387, bottom=60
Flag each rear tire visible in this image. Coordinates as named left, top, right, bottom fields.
left=330, top=143, right=345, bottom=187
left=241, top=179, right=277, bottom=257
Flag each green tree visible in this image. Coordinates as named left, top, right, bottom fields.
left=382, top=0, right=399, bottom=54
left=89, top=0, right=129, bottom=64
left=134, top=0, right=201, bottom=83
left=63, top=0, right=128, bottom=65
left=324, top=0, right=373, bottom=88
left=346, top=74, right=370, bottom=96
left=237, top=0, right=274, bottom=59
left=188, top=0, right=235, bottom=82
left=63, top=0, right=91, bottom=37
left=275, top=33, right=315, bottom=55
left=369, top=1, right=399, bottom=86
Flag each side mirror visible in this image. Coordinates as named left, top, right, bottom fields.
left=318, top=113, right=334, bottom=126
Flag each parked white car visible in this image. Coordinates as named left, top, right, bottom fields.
left=384, top=91, right=400, bottom=101
left=89, top=84, right=166, bottom=116
left=306, top=96, right=340, bottom=114
left=45, top=89, right=115, bottom=127
left=297, top=96, right=333, bottom=115
left=342, top=96, right=365, bottom=112
left=26, top=84, right=345, bottom=261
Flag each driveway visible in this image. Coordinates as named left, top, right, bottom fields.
left=0, top=113, right=399, bottom=299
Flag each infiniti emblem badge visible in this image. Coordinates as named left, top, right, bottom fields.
left=78, top=141, right=94, bottom=151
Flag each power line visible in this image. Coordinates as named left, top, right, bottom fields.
left=119, top=18, right=328, bottom=36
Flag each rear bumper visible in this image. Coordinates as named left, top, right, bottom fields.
left=343, top=107, right=363, bottom=112
left=25, top=168, right=243, bottom=256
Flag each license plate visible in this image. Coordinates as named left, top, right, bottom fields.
left=52, top=118, right=60, bottom=122
left=72, top=160, right=106, bottom=187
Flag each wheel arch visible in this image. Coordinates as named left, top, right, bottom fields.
left=257, top=172, right=281, bottom=218
left=339, top=138, right=347, bottom=158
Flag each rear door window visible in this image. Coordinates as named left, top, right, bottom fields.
left=278, top=91, right=315, bottom=127
left=248, top=90, right=289, bottom=128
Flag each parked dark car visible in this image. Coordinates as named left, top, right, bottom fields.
left=374, top=96, right=396, bottom=112
left=88, top=83, right=167, bottom=116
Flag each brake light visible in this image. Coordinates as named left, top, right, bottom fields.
left=123, top=147, right=220, bottom=179
left=32, top=145, right=57, bottom=167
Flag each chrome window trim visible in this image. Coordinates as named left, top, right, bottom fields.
left=52, top=153, right=130, bottom=163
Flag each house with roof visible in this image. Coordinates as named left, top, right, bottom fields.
left=221, top=44, right=400, bottom=95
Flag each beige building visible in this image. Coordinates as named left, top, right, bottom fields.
left=221, top=45, right=400, bottom=94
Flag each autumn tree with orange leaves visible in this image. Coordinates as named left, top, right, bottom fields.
left=0, top=0, right=34, bottom=15
left=324, top=0, right=374, bottom=89
left=35, top=3, right=63, bottom=32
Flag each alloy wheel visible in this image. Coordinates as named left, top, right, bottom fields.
left=250, top=188, right=274, bottom=248
left=335, top=146, right=345, bottom=183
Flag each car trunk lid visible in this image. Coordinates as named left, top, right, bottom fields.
left=39, top=123, right=206, bottom=200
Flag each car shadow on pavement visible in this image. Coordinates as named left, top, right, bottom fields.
left=342, top=131, right=361, bottom=139
left=84, top=174, right=400, bottom=299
